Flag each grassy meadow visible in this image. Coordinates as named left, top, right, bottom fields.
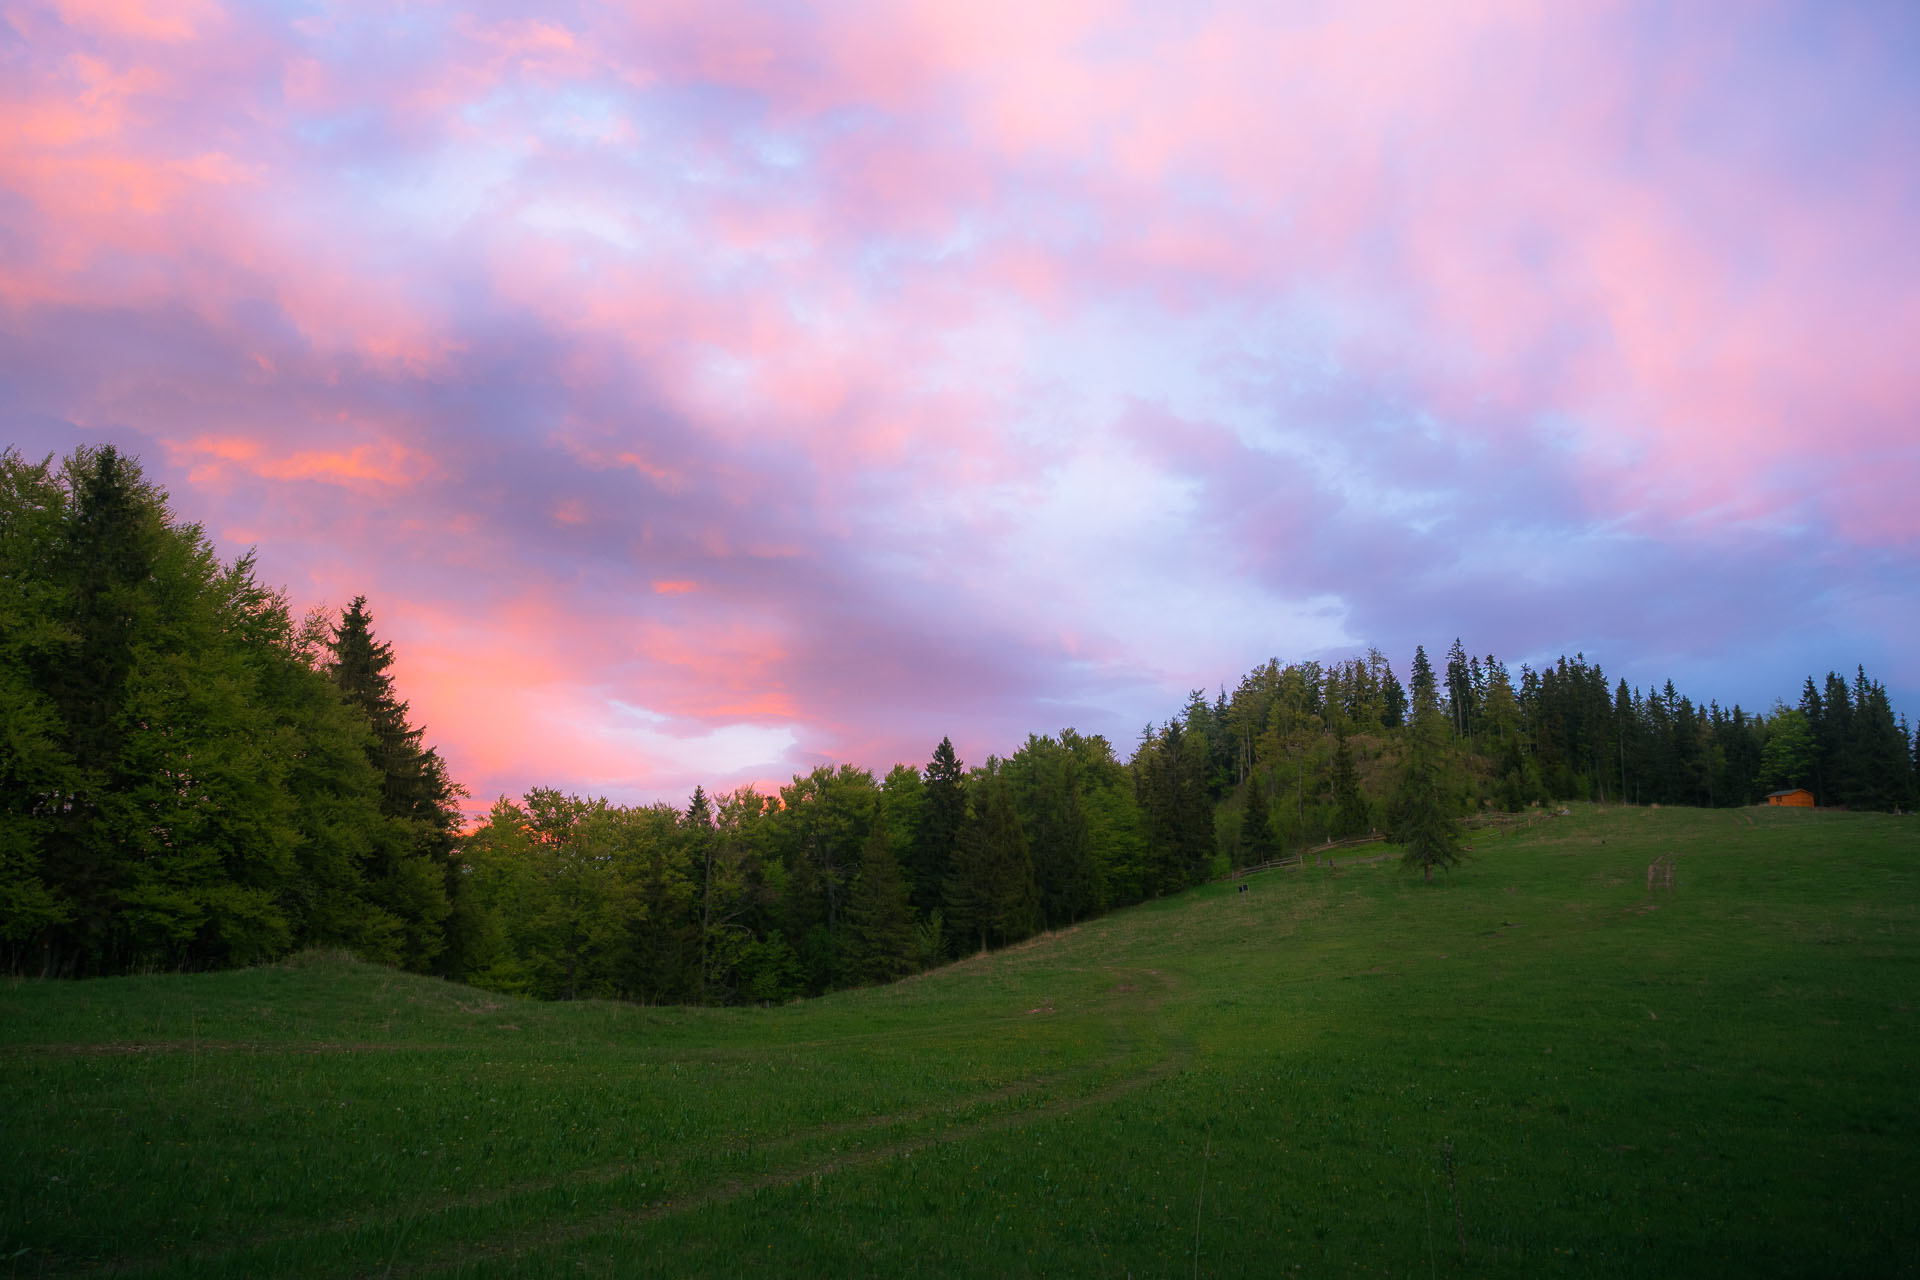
left=3, top=804, right=1915, bottom=1277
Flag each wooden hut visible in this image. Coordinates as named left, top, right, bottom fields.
left=1765, top=788, right=1815, bottom=808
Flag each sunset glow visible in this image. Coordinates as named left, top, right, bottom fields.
left=4, top=0, right=1915, bottom=807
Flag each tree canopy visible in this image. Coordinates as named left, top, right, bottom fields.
left=6, top=443, right=1913, bottom=992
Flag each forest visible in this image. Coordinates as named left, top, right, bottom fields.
left=4, top=444, right=1915, bottom=994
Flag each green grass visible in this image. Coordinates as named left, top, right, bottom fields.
left=4, top=805, right=1916, bottom=1277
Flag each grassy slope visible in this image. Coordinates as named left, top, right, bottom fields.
left=2, top=805, right=1915, bottom=1278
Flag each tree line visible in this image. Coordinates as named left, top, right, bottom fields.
left=1, top=447, right=470, bottom=977
left=3, top=445, right=1913, bottom=989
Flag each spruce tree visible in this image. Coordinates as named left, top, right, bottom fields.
left=912, top=738, right=966, bottom=920
left=1382, top=665, right=1408, bottom=730
left=1845, top=670, right=1908, bottom=811
left=325, top=597, right=456, bottom=970
left=327, top=598, right=459, bottom=833
left=844, top=819, right=915, bottom=984
left=1409, top=645, right=1438, bottom=720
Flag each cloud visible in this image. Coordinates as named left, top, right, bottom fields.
left=2, top=0, right=1915, bottom=806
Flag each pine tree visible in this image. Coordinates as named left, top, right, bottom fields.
left=843, top=819, right=915, bottom=984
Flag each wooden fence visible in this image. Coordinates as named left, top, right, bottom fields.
left=1220, top=832, right=1388, bottom=881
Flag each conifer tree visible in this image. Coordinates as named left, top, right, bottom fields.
left=844, top=819, right=915, bottom=984
left=1409, top=645, right=1438, bottom=722
left=1382, top=664, right=1408, bottom=730
left=327, top=599, right=460, bottom=833
left=1844, top=669, right=1909, bottom=810
left=1444, top=638, right=1474, bottom=739
left=325, top=597, right=456, bottom=970
left=912, top=738, right=966, bottom=920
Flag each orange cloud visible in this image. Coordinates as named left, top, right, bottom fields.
left=168, top=435, right=434, bottom=493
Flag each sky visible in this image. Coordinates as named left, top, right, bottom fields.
left=3, top=0, right=1917, bottom=809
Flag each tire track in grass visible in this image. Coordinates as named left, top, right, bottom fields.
left=75, top=969, right=1182, bottom=1279
left=395, top=999, right=1190, bottom=1275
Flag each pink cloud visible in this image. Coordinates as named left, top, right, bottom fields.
left=44, top=0, right=222, bottom=44
left=2, top=0, right=1914, bottom=803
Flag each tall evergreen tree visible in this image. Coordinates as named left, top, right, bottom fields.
left=843, top=818, right=915, bottom=984
left=325, top=598, right=457, bottom=970
left=327, top=599, right=461, bottom=833
left=1816, top=672, right=1853, bottom=804
left=1844, top=669, right=1908, bottom=811
left=1382, top=664, right=1408, bottom=730
left=1444, top=638, right=1474, bottom=739
left=1409, top=645, right=1438, bottom=722
left=912, top=738, right=966, bottom=920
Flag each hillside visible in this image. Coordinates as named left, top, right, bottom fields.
left=3, top=805, right=1915, bottom=1277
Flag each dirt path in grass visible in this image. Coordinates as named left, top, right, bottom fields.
left=72, top=968, right=1188, bottom=1280
left=391, top=969, right=1191, bottom=1277
left=7, top=1039, right=453, bottom=1056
